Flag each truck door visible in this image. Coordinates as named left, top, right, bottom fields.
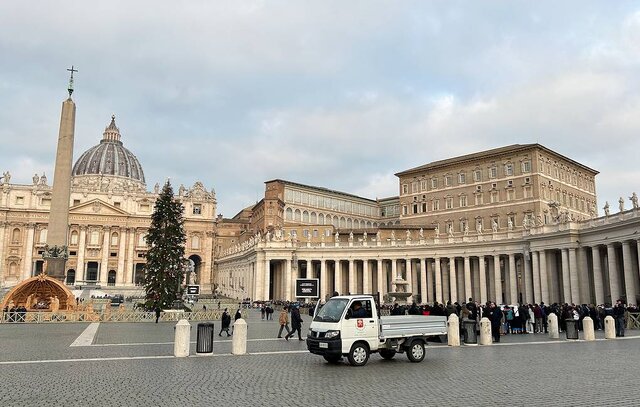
left=345, top=299, right=378, bottom=351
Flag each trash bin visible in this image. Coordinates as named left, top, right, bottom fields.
left=196, top=322, right=215, bottom=354
left=462, top=320, right=477, bottom=344
left=565, top=319, right=579, bottom=340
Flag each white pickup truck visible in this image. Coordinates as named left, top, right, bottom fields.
left=306, top=295, right=447, bottom=366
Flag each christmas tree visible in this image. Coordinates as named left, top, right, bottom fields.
left=144, top=181, right=187, bottom=308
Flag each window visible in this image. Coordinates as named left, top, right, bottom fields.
left=524, top=177, right=530, bottom=184
left=420, top=180, right=427, bottom=191
left=489, top=167, right=497, bottom=178
left=458, top=173, right=466, bottom=184
left=473, top=170, right=482, bottom=182
left=73, top=199, right=81, bottom=206
left=432, top=200, right=440, bottom=211
left=523, top=186, right=532, bottom=199
left=507, top=180, right=513, bottom=187
left=114, top=202, right=121, bottom=208
left=431, top=178, right=438, bottom=189
left=41, top=198, right=51, bottom=207
left=90, top=230, right=99, bottom=245
left=475, top=194, right=484, bottom=205
left=191, top=236, right=200, bottom=250
left=422, top=202, right=427, bottom=212
left=444, top=175, right=452, bottom=187
left=402, top=184, right=408, bottom=194
left=140, top=203, right=150, bottom=212
left=111, top=232, right=119, bottom=246
left=446, top=197, right=453, bottom=209
left=39, top=229, right=47, bottom=243
left=476, top=185, right=482, bottom=192
left=70, top=231, right=79, bottom=245
left=522, top=161, right=531, bottom=173
left=506, top=189, right=514, bottom=201
left=192, top=204, right=202, bottom=215
left=286, top=208, right=293, bottom=220
left=411, top=182, right=419, bottom=193
left=491, top=191, right=499, bottom=203
left=505, top=163, right=514, bottom=176
left=402, top=206, right=408, bottom=215
left=138, top=233, right=146, bottom=247
left=413, top=203, right=418, bottom=214
left=459, top=195, right=468, bottom=207
left=15, top=196, right=24, bottom=205
left=491, top=183, right=497, bottom=189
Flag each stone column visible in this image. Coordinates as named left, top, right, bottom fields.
left=377, top=259, right=384, bottom=300
left=449, top=257, right=457, bottom=303
left=125, top=228, right=135, bottom=286
left=420, top=258, right=427, bottom=304
left=117, top=228, right=127, bottom=285
left=487, top=257, right=495, bottom=302
left=320, top=260, right=327, bottom=301
left=254, top=254, right=264, bottom=300
left=391, top=259, right=397, bottom=292
left=426, top=259, right=434, bottom=304
left=607, top=243, right=620, bottom=302
left=493, top=255, right=502, bottom=305
left=478, top=256, right=487, bottom=304
left=284, top=259, right=292, bottom=301
left=524, top=251, right=533, bottom=304
left=264, top=258, right=271, bottom=300
left=464, top=256, right=472, bottom=301
left=508, top=254, right=517, bottom=304
left=0, top=222, right=6, bottom=285
left=622, top=241, right=636, bottom=306
left=592, top=246, right=604, bottom=305
left=406, top=259, right=414, bottom=302
left=539, top=250, right=549, bottom=304
left=561, top=249, right=571, bottom=303
left=577, top=247, right=590, bottom=305
left=22, top=224, right=35, bottom=280
left=348, top=259, right=355, bottom=295
left=100, top=227, right=110, bottom=286
left=334, top=259, right=342, bottom=295
left=434, top=257, right=442, bottom=303
left=568, top=248, right=580, bottom=304
left=76, top=226, right=87, bottom=282
left=532, top=251, right=541, bottom=304
left=362, top=259, right=370, bottom=295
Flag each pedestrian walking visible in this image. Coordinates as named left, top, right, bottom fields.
left=232, top=308, right=242, bottom=333
left=154, top=305, right=161, bottom=323
left=277, top=306, right=291, bottom=338
left=219, top=308, right=232, bottom=336
left=285, top=306, right=304, bottom=341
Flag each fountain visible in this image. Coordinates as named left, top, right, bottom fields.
left=387, top=270, right=412, bottom=305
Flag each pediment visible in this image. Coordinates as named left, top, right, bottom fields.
left=70, top=199, right=129, bottom=215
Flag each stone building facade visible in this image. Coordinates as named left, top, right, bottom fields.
left=0, top=117, right=217, bottom=295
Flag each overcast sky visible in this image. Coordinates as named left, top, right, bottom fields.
left=1, top=1, right=639, bottom=216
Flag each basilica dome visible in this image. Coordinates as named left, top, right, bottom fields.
left=72, top=116, right=146, bottom=184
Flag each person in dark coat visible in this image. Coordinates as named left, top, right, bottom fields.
left=154, top=305, right=161, bottom=323
left=285, top=306, right=303, bottom=341
left=232, top=308, right=242, bottom=333
left=219, top=308, right=232, bottom=336
left=489, top=303, right=503, bottom=343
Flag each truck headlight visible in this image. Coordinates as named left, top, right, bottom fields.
left=324, top=330, right=340, bottom=339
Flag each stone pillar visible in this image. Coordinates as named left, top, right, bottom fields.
left=464, top=256, right=472, bottom=301
left=622, top=241, right=636, bottom=305
left=362, top=259, right=370, bottom=295
left=547, top=313, right=559, bottom=339
left=442, top=259, right=450, bottom=301
left=487, top=257, right=495, bottom=302
left=174, top=319, right=190, bottom=357
left=524, top=251, right=533, bottom=304
left=283, top=260, right=292, bottom=301
left=532, top=251, right=541, bottom=304
left=0, top=222, right=6, bottom=285
left=493, top=255, right=502, bottom=305
left=607, top=244, right=620, bottom=302
left=264, top=259, right=271, bottom=300
left=434, top=257, right=442, bottom=303
left=232, top=319, right=247, bottom=355
left=449, top=257, right=457, bottom=303
left=479, top=317, right=492, bottom=346
left=125, top=228, right=135, bottom=286
left=254, top=255, right=264, bottom=301
left=562, top=249, right=571, bottom=304
left=569, top=248, right=580, bottom=304
left=406, top=259, right=413, bottom=302
left=334, top=259, right=342, bottom=295
left=592, top=246, right=604, bottom=305
left=508, top=254, right=517, bottom=304
left=583, top=316, right=595, bottom=341
left=539, top=250, right=549, bottom=304
left=320, top=260, right=327, bottom=301
left=447, top=314, right=460, bottom=346
left=577, top=247, right=590, bottom=305
left=426, top=259, right=434, bottom=304
left=420, top=258, right=427, bottom=304
left=348, top=259, right=355, bottom=295
left=478, top=256, right=487, bottom=304
left=604, top=315, right=616, bottom=339
left=391, top=259, right=397, bottom=292
left=117, top=228, right=127, bottom=285
left=100, top=227, right=110, bottom=286
left=377, top=259, right=384, bottom=300
left=22, top=224, right=35, bottom=280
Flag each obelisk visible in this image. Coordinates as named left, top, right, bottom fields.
left=45, top=67, right=77, bottom=281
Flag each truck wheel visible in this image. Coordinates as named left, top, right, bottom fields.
left=379, top=349, right=396, bottom=360
left=347, top=342, right=370, bottom=367
left=323, top=355, right=341, bottom=364
left=406, top=340, right=425, bottom=363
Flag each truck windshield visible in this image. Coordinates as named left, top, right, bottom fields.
left=314, top=298, right=349, bottom=322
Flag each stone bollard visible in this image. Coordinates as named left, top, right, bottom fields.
left=479, top=317, right=492, bottom=345
left=174, top=319, right=191, bottom=357
left=232, top=318, right=247, bottom=355
left=583, top=316, right=595, bottom=341
left=447, top=314, right=460, bottom=347
left=548, top=313, right=559, bottom=339
left=604, top=315, right=616, bottom=339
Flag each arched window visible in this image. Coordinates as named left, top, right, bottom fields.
left=285, top=207, right=293, bottom=220
left=111, top=232, right=119, bottom=247
left=340, top=217, right=346, bottom=228
left=346, top=218, right=352, bottom=228
left=310, top=212, right=317, bottom=224
left=354, top=219, right=360, bottom=229
left=12, top=228, right=21, bottom=243
left=90, top=230, right=99, bottom=245
left=302, top=211, right=309, bottom=223
left=70, top=231, right=79, bottom=246
left=192, top=235, right=200, bottom=250
left=8, top=262, right=18, bottom=277
left=108, top=270, right=117, bottom=286
left=294, top=209, right=302, bottom=221
left=66, top=269, right=76, bottom=285
left=319, top=213, right=325, bottom=225
left=138, top=233, right=146, bottom=246
left=39, top=229, right=47, bottom=243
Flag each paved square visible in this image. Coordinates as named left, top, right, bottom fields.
left=1, top=311, right=638, bottom=406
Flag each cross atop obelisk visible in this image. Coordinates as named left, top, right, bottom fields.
left=67, top=65, right=78, bottom=97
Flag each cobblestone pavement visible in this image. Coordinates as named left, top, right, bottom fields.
left=0, top=310, right=638, bottom=406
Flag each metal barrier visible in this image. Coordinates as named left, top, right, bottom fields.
left=626, top=312, right=640, bottom=330
left=0, top=310, right=249, bottom=323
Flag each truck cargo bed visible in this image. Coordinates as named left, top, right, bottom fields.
left=379, top=315, right=448, bottom=339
